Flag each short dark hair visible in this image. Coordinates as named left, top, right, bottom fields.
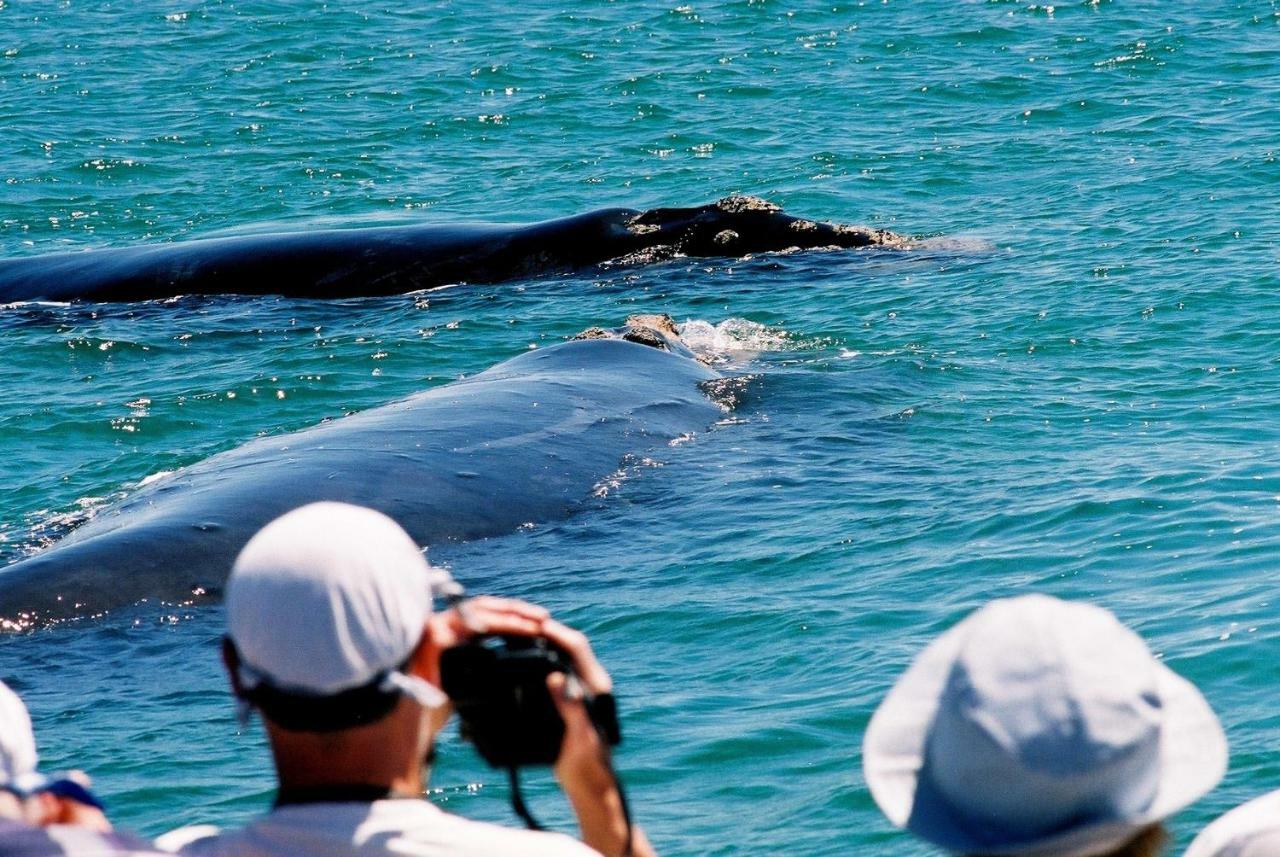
left=227, top=638, right=407, bottom=732
left=245, top=674, right=403, bottom=732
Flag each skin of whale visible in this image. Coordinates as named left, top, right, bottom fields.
left=0, top=196, right=907, bottom=303
left=0, top=326, right=723, bottom=626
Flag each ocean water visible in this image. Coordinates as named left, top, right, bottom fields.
left=2, top=0, right=1279, bottom=854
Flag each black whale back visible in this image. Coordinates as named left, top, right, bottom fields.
left=0, top=337, right=722, bottom=625
left=0, top=198, right=906, bottom=303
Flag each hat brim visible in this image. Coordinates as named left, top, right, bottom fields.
left=1185, top=789, right=1280, bottom=857
left=5, top=772, right=104, bottom=810
left=863, top=620, right=1227, bottom=857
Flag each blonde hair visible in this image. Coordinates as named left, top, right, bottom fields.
left=1100, top=826, right=1168, bottom=857
left=973, top=824, right=1169, bottom=857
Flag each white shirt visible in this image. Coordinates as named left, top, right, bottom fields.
left=162, top=799, right=603, bottom=857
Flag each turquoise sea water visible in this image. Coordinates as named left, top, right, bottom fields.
left=2, top=1, right=1280, bottom=854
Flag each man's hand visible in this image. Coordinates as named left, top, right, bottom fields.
left=424, top=599, right=655, bottom=856
left=25, top=774, right=112, bottom=833
left=543, top=619, right=655, bottom=857
left=543, top=619, right=612, bottom=785
left=417, top=596, right=552, bottom=735
left=43, top=795, right=112, bottom=832
left=426, top=595, right=549, bottom=651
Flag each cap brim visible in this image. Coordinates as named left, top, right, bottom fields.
left=863, top=628, right=1226, bottom=857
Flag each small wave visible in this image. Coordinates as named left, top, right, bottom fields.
left=17, top=496, right=111, bottom=557
left=911, top=234, right=997, bottom=252
left=0, top=300, right=73, bottom=310
left=8, top=468, right=176, bottom=561
left=591, top=454, right=664, bottom=498
left=699, top=375, right=760, bottom=412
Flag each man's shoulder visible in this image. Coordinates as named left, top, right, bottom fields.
left=158, top=800, right=602, bottom=857
left=373, top=801, right=603, bottom=856
left=0, top=819, right=163, bottom=856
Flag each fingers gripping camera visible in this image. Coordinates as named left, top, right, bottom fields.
left=440, top=635, right=622, bottom=768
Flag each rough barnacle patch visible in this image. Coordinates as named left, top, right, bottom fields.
left=620, top=325, right=667, bottom=350
left=628, top=221, right=661, bottom=235
left=823, top=224, right=910, bottom=247
left=790, top=219, right=818, bottom=232
left=571, top=314, right=679, bottom=348
left=601, top=245, right=681, bottom=267
left=715, top=195, right=781, bottom=214
left=876, top=229, right=909, bottom=245
left=870, top=229, right=913, bottom=248
left=714, top=229, right=739, bottom=245
left=626, top=313, right=679, bottom=336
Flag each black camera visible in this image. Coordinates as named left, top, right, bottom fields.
left=439, top=634, right=621, bottom=768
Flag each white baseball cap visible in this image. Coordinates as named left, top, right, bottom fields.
left=1185, top=790, right=1280, bottom=857
left=226, top=502, right=446, bottom=711
left=863, top=594, right=1227, bottom=857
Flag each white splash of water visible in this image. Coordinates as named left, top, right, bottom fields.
left=13, top=469, right=178, bottom=560
left=678, top=317, right=794, bottom=364
left=138, top=469, right=176, bottom=487
left=591, top=455, right=664, bottom=498
left=911, top=234, right=996, bottom=252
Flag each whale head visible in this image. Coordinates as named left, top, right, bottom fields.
left=571, top=313, right=701, bottom=361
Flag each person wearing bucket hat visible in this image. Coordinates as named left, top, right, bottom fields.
left=0, top=679, right=163, bottom=854
left=158, top=501, right=653, bottom=857
left=863, top=594, right=1227, bottom=857
left=1184, top=790, right=1280, bottom=857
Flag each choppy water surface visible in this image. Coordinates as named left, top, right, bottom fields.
left=3, top=1, right=1280, bottom=854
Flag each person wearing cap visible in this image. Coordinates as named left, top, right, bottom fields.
left=0, top=679, right=162, bottom=855
left=862, top=594, right=1227, bottom=857
left=1184, top=791, right=1280, bottom=857
left=161, top=501, right=654, bottom=857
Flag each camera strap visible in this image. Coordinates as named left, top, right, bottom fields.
left=506, top=766, right=542, bottom=832
left=505, top=760, right=634, bottom=857
left=586, top=693, right=622, bottom=746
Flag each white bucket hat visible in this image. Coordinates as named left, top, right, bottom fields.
left=0, top=680, right=39, bottom=790
left=226, top=502, right=447, bottom=710
left=0, top=679, right=103, bottom=808
left=1185, top=790, right=1280, bottom=857
left=863, top=594, right=1226, bottom=857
